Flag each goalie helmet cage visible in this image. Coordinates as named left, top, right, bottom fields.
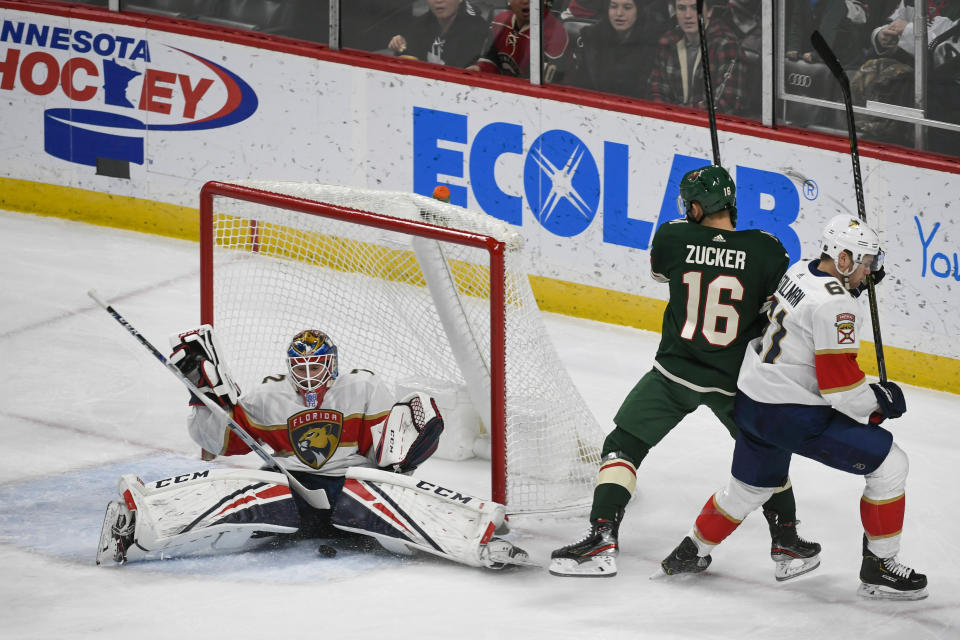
left=199, top=180, right=605, bottom=515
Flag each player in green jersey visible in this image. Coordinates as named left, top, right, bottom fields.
left=549, top=165, right=821, bottom=579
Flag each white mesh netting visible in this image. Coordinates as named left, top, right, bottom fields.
left=205, top=181, right=604, bottom=513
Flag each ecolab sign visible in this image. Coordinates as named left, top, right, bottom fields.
left=0, top=18, right=257, bottom=169
left=413, top=107, right=806, bottom=262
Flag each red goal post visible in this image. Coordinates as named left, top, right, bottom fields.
left=198, top=180, right=603, bottom=514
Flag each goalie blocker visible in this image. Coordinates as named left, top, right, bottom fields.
left=97, top=467, right=531, bottom=569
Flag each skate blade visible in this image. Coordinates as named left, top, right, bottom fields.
left=95, top=501, right=123, bottom=567
left=773, top=555, right=821, bottom=581
left=857, top=582, right=929, bottom=601
left=649, top=566, right=670, bottom=580
left=548, top=556, right=617, bottom=577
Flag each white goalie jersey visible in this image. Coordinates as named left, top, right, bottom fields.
left=737, top=259, right=879, bottom=424
left=188, top=369, right=395, bottom=475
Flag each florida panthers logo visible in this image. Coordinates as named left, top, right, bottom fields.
left=288, top=409, right=344, bottom=470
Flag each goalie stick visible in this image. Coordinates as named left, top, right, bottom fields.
left=696, top=0, right=722, bottom=166
left=87, top=289, right=332, bottom=509
left=809, top=31, right=888, bottom=384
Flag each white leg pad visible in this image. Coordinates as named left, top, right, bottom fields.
left=115, top=468, right=300, bottom=562
left=332, top=467, right=517, bottom=568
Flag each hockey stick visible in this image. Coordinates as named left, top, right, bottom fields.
left=87, top=289, right=332, bottom=509
left=809, top=31, right=888, bottom=384
left=696, top=0, right=721, bottom=166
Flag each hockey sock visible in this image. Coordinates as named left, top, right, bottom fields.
left=861, top=493, right=905, bottom=540
left=694, top=493, right=742, bottom=546
left=589, top=454, right=636, bottom=521
left=589, top=431, right=649, bottom=522
left=760, top=484, right=797, bottom=524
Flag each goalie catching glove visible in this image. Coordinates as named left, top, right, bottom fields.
left=169, top=325, right=240, bottom=409
left=374, top=392, right=444, bottom=473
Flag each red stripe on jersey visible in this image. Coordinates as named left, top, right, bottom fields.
left=220, top=405, right=280, bottom=455
left=358, top=414, right=388, bottom=455
left=815, top=352, right=866, bottom=394
left=122, top=489, right=137, bottom=511
left=861, top=494, right=905, bottom=539
left=694, top=494, right=742, bottom=545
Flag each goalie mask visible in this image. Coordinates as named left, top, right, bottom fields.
left=287, top=330, right=338, bottom=406
left=821, top=214, right=884, bottom=286
left=676, top=165, right=738, bottom=227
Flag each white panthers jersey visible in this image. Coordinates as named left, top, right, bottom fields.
left=738, top=259, right=879, bottom=424
left=188, top=370, right=395, bottom=475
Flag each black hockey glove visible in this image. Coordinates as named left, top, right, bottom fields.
left=869, top=381, right=906, bottom=423
left=852, top=266, right=886, bottom=298
left=169, top=326, right=239, bottom=409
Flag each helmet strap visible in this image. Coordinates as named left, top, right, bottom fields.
left=835, top=251, right=858, bottom=290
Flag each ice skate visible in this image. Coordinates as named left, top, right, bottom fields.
left=764, top=510, right=821, bottom=581
left=659, top=536, right=711, bottom=576
left=858, top=538, right=927, bottom=600
left=549, top=516, right=620, bottom=577
left=95, top=500, right=136, bottom=566
left=481, top=538, right=538, bottom=569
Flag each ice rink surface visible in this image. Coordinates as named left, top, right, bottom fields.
left=1, top=210, right=957, bottom=639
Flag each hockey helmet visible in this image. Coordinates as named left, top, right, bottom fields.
left=821, top=214, right=884, bottom=278
left=287, top=330, right=339, bottom=403
left=677, top=165, right=738, bottom=225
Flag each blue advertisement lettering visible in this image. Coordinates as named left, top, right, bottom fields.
left=915, top=216, right=960, bottom=280
left=413, top=106, right=467, bottom=206
left=735, top=166, right=801, bottom=263
left=469, top=121, right=523, bottom=224
left=411, top=107, right=804, bottom=261
left=602, top=141, right=653, bottom=250
left=523, top=129, right=600, bottom=237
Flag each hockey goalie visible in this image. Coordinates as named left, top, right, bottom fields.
left=96, top=326, right=530, bottom=570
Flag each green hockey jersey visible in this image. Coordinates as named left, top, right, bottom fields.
left=650, top=219, right=789, bottom=394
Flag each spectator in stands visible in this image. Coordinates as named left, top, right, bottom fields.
left=559, top=0, right=603, bottom=20
left=468, top=0, right=572, bottom=81
left=728, top=0, right=761, bottom=53
left=572, top=0, right=663, bottom=98
left=647, top=0, right=746, bottom=116
left=343, top=1, right=417, bottom=52
left=785, top=1, right=876, bottom=68
left=851, top=0, right=959, bottom=144
left=870, top=0, right=960, bottom=62
left=928, top=19, right=960, bottom=155
left=387, top=0, right=490, bottom=67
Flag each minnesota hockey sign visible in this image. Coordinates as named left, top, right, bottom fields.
left=288, top=409, right=343, bottom=470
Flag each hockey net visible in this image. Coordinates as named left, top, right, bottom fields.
left=199, top=181, right=604, bottom=514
